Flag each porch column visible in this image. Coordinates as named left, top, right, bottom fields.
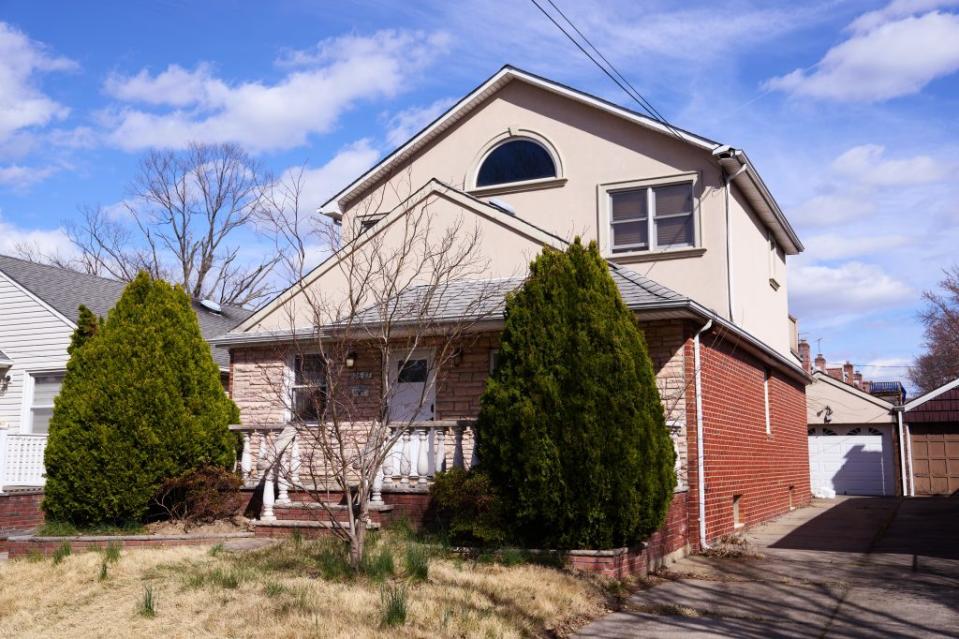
left=416, top=427, right=429, bottom=485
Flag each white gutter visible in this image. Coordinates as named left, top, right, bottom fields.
left=904, top=421, right=915, bottom=497
left=896, top=409, right=908, bottom=498
left=694, top=318, right=713, bottom=550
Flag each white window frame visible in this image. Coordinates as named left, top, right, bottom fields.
left=21, top=369, right=66, bottom=434
left=598, top=172, right=701, bottom=258
left=468, top=129, right=566, bottom=196
left=763, top=368, right=772, bottom=436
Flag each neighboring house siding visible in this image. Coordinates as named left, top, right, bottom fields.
left=0, top=272, right=73, bottom=433
left=689, top=335, right=810, bottom=541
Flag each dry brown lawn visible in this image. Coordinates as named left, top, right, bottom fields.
left=0, top=534, right=609, bottom=638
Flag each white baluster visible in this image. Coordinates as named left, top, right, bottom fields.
left=452, top=425, right=465, bottom=469
left=468, top=425, right=478, bottom=470
left=399, top=429, right=412, bottom=484
left=240, top=432, right=253, bottom=483
left=290, top=431, right=301, bottom=491
left=417, top=428, right=429, bottom=485
left=277, top=443, right=291, bottom=505
left=261, top=462, right=276, bottom=522
left=256, top=430, right=269, bottom=482
left=435, top=427, right=446, bottom=474
left=372, top=457, right=385, bottom=504
left=382, top=428, right=395, bottom=489
left=408, top=428, right=421, bottom=484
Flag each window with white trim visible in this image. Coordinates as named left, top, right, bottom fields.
left=29, top=371, right=65, bottom=434
left=292, top=354, right=326, bottom=422
left=607, top=181, right=695, bottom=254
left=476, top=138, right=557, bottom=187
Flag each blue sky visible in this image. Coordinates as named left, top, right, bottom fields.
left=2, top=0, right=958, bottom=384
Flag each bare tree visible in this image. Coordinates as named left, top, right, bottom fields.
left=249, top=177, right=500, bottom=567
left=56, top=143, right=278, bottom=306
left=911, top=265, right=959, bottom=393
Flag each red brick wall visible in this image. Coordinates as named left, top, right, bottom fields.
left=688, top=334, right=811, bottom=542
left=0, top=491, right=44, bottom=532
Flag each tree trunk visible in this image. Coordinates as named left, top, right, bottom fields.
left=350, top=519, right=367, bottom=570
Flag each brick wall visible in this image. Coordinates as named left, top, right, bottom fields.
left=688, top=333, right=811, bottom=541
left=0, top=490, right=44, bottom=532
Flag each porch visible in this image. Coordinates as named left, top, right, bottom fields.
left=230, top=420, right=478, bottom=532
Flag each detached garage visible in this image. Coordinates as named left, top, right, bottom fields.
left=807, top=372, right=903, bottom=497
left=901, top=378, right=959, bottom=496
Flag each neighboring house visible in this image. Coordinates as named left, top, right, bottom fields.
left=0, top=254, right=251, bottom=494
left=899, top=378, right=959, bottom=496
left=800, top=339, right=909, bottom=497
left=214, top=66, right=812, bottom=559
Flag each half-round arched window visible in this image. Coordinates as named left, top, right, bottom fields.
left=476, top=138, right=557, bottom=188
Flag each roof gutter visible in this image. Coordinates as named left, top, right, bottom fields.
left=711, top=147, right=804, bottom=255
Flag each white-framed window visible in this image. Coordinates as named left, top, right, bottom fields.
left=28, top=371, right=65, bottom=434
left=600, top=174, right=698, bottom=256
left=763, top=368, right=772, bottom=435
left=768, top=232, right=784, bottom=290
left=291, top=354, right=326, bottom=422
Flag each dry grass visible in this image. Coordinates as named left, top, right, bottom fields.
left=0, top=534, right=607, bottom=638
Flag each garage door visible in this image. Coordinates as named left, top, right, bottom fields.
left=910, top=425, right=959, bottom=496
left=808, top=426, right=893, bottom=496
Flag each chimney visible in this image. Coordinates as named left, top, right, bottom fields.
left=853, top=371, right=863, bottom=389
left=814, top=353, right=826, bottom=372
left=843, top=361, right=854, bottom=383
left=798, top=339, right=811, bottom=373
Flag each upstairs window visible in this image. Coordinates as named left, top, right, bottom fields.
left=476, top=139, right=557, bottom=187
left=608, top=182, right=695, bottom=253
left=292, top=354, right=326, bottom=422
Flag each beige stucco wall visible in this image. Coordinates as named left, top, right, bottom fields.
left=336, top=79, right=793, bottom=355
left=806, top=375, right=895, bottom=426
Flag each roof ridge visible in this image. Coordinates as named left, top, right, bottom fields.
left=0, top=253, right=124, bottom=286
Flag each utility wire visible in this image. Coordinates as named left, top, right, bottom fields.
left=528, top=0, right=687, bottom=144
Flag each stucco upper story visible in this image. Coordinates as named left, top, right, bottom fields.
left=233, top=66, right=803, bottom=359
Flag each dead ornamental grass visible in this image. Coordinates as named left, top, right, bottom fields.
left=0, top=538, right=606, bottom=639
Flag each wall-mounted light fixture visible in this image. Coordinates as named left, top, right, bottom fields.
left=0, top=374, right=10, bottom=393
left=345, top=351, right=358, bottom=369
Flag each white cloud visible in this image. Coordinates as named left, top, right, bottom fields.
left=281, top=139, right=380, bottom=213
left=849, top=0, right=959, bottom=33
left=791, top=193, right=877, bottom=228
left=103, top=30, right=450, bottom=152
left=857, top=356, right=914, bottom=381
left=0, top=22, right=76, bottom=145
left=385, top=98, right=455, bottom=148
left=789, top=261, right=913, bottom=322
left=766, top=10, right=959, bottom=102
left=831, top=144, right=946, bottom=186
left=0, top=215, right=75, bottom=257
left=801, top=233, right=908, bottom=261
left=0, top=164, right=59, bottom=189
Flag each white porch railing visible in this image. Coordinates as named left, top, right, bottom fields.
left=0, top=432, right=47, bottom=490
left=229, top=420, right=478, bottom=522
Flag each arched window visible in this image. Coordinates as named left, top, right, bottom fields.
left=476, top=138, right=557, bottom=187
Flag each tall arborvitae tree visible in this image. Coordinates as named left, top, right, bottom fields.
left=68, top=305, right=102, bottom=355
left=477, top=239, right=676, bottom=549
left=43, top=273, right=239, bottom=525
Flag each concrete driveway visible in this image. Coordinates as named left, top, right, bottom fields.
left=575, top=497, right=959, bottom=638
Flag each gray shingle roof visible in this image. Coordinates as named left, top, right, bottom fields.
left=0, top=349, right=11, bottom=364
left=347, top=266, right=687, bottom=326
left=0, top=254, right=251, bottom=367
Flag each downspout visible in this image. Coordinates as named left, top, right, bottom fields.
left=694, top=318, right=713, bottom=550
left=721, top=158, right=747, bottom=323
left=896, top=409, right=908, bottom=498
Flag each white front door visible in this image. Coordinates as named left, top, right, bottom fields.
left=387, top=349, right=435, bottom=422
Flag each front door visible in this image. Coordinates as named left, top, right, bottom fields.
left=387, top=349, right=435, bottom=422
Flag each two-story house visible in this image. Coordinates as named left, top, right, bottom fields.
left=214, top=66, right=811, bottom=562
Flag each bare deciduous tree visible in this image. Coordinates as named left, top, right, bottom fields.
left=911, top=265, right=959, bottom=393
left=22, top=143, right=278, bottom=307
left=250, top=179, right=500, bottom=567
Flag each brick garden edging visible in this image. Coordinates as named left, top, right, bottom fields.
left=5, top=531, right=255, bottom=558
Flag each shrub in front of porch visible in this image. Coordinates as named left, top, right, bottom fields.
left=42, top=273, right=239, bottom=526
left=477, top=239, right=676, bottom=550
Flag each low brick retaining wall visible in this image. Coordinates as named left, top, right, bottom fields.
left=6, top=531, right=255, bottom=558
left=0, top=489, right=45, bottom=533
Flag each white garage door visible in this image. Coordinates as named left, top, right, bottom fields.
left=808, top=426, right=893, bottom=496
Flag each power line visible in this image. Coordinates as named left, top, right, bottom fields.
left=528, top=0, right=687, bottom=144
